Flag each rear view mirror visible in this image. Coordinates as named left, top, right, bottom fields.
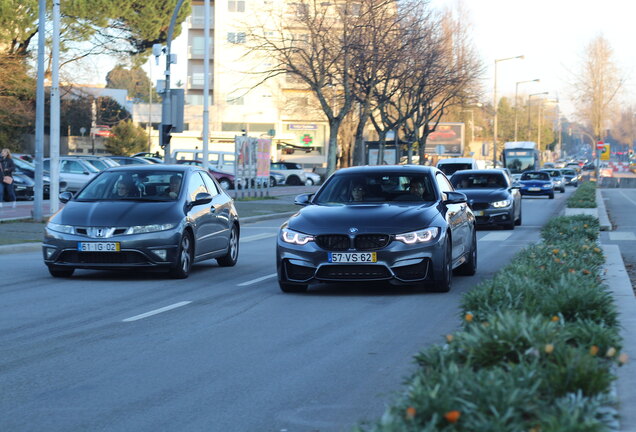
left=294, top=193, right=313, bottom=206
left=59, top=191, right=73, bottom=203
left=443, top=191, right=467, bottom=204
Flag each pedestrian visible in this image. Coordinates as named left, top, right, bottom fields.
left=0, top=148, right=17, bottom=208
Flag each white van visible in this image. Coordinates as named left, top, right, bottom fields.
left=436, top=158, right=479, bottom=176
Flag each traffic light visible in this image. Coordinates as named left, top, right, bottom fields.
left=160, top=124, right=172, bottom=149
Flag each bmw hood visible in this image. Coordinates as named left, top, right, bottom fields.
left=51, top=200, right=181, bottom=227
left=286, top=203, right=442, bottom=235
left=455, top=189, right=509, bottom=204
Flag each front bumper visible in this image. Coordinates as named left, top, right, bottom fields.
left=42, top=227, right=182, bottom=270
left=276, top=233, right=447, bottom=286
left=471, top=206, right=514, bottom=226
left=520, top=187, right=553, bottom=196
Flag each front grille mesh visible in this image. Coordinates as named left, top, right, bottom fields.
left=59, top=251, right=148, bottom=265
left=354, top=234, right=390, bottom=250
left=315, top=235, right=350, bottom=251
left=285, top=261, right=315, bottom=281
left=470, top=202, right=489, bottom=210
left=316, top=265, right=390, bottom=280
left=315, top=234, right=391, bottom=251
left=393, top=260, right=430, bottom=280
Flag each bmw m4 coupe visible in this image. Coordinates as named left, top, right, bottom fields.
left=276, top=165, right=477, bottom=293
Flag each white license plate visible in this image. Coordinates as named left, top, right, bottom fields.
left=473, top=210, right=484, bottom=216
left=328, top=252, right=377, bottom=263
left=78, top=242, right=121, bottom=252
left=528, top=187, right=541, bottom=192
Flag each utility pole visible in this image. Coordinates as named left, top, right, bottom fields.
left=49, top=0, right=61, bottom=214
left=33, top=0, right=46, bottom=222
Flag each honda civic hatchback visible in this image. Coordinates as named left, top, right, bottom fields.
left=43, top=165, right=240, bottom=279
left=276, top=165, right=477, bottom=293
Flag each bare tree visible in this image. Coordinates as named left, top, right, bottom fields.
left=612, top=106, right=636, bottom=151
left=571, top=34, right=624, bottom=140
left=246, top=0, right=365, bottom=175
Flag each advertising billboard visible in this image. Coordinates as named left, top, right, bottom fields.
left=424, top=123, right=464, bottom=156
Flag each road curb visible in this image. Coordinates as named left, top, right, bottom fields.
left=597, top=189, right=613, bottom=231
left=602, top=244, right=636, bottom=431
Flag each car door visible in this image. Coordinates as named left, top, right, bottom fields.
left=436, top=172, right=468, bottom=259
left=61, top=160, right=95, bottom=191
left=200, top=171, right=233, bottom=252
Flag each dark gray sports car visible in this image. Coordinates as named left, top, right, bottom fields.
left=276, top=165, right=477, bottom=293
left=43, top=165, right=240, bottom=279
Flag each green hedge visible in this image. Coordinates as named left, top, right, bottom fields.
left=567, top=181, right=597, bottom=208
left=357, top=215, right=624, bottom=431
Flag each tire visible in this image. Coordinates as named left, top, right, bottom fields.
left=279, top=281, right=309, bottom=293
left=48, top=265, right=74, bottom=278
left=548, top=193, right=554, bottom=199
left=515, top=206, right=522, bottom=226
left=560, top=187, right=565, bottom=193
left=304, top=178, right=314, bottom=186
left=456, top=229, right=477, bottom=276
left=269, top=176, right=277, bottom=187
left=429, top=236, right=452, bottom=292
left=170, top=231, right=193, bottom=279
left=217, top=224, right=239, bottom=267
left=286, top=176, right=301, bottom=186
left=219, top=178, right=232, bottom=190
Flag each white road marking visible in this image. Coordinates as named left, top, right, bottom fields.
left=241, top=233, right=277, bottom=243
left=619, top=190, right=636, bottom=207
left=122, top=301, right=192, bottom=322
left=609, top=232, right=636, bottom=241
left=238, top=273, right=277, bottom=286
left=480, top=232, right=513, bottom=242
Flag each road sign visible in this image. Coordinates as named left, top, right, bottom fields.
left=597, top=141, right=605, bottom=150
left=601, top=144, right=611, bottom=161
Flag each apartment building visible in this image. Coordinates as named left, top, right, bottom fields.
left=165, top=0, right=329, bottom=166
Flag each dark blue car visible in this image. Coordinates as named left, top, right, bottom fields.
left=519, top=171, right=554, bottom=199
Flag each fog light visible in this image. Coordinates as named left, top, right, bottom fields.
left=152, top=249, right=168, bottom=260
left=45, top=248, right=56, bottom=259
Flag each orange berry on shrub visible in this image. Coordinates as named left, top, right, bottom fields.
left=444, top=410, right=461, bottom=423
left=405, top=406, right=416, bottom=419
left=589, top=345, right=599, bottom=356
left=464, top=313, right=473, bottom=322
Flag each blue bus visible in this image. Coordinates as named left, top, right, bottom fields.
left=502, top=141, right=540, bottom=180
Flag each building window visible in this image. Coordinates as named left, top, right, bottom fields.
left=191, top=36, right=213, bottom=56
left=227, top=32, right=246, bottom=44
left=186, top=95, right=213, bottom=106
left=226, top=95, right=244, bottom=105
left=228, top=0, right=245, bottom=12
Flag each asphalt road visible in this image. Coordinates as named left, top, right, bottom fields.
left=0, top=190, right=572, bottom=431
left=600, top=188, right=636, bottom=291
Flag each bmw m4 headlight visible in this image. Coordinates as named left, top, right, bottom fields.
left=491, top=199, right=511, bottom=208
left=47, top=222, right=75, bottom=234
left=125, top=224, right=176, bottom=235
left=281, top=228, right=315, bottom=245
left=395, top=227, right=439, bottom=244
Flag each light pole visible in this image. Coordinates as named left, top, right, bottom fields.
left=527, top=92, right=548, bottom=141
left=493, top=55, right=524, bottom=167
left=514, top=78, right=539, bottom=141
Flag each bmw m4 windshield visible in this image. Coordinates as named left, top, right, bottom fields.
left=313, top=173, right=437, bottom=204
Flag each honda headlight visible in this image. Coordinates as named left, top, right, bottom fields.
left=395, top=227, right=439, bottom=244
left=47, top=222, right=75, bottom=234
left=491, top=199, right=511, bottom=208
left=125, top=224, right=175, bottom=235
left=281, top=228, right=314, bottom=245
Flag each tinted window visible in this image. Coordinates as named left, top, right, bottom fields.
left=75, top=170, right=183, bottom=201
left=187, top=171, right=208, bottom=201
left=200, top=171, right=220, bottom=196
left=438, top=163, right=472, bottom=176
left=521, top=172, right=550, bottom=181
left=313, top=173, right=436, bottom=204
left=451, top=173, right=507, bottom=189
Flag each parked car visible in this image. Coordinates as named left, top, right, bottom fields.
left=450, top=169, right=521, bottom=229
left=66, top=155, right=119, bottom=171
left=176, top=160, right=236, bottom=190
left=12, top=157, right=67, bottom=198
left=436, top=158, right=480, bottom=176
left=42, top=165, right=240, bottom=279
left=276, top=165, right=477, bottom=293
left=108, top=156, right=154, bottom=165
left=518, top=171, right=554, bottom=199
left=43, top=157, right=100, bottom=193
left=270, top=162, right=308, bottom=186
left=559, top=168, right=580, bottom=187
left=540, top=169, right=566, bottom=193
left=8, top=172, right=34, bottom=201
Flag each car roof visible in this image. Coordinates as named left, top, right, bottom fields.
left=436, top=158, right=475, bottom=164
left=106, top=164, right=191, bottom=173
left=332, top=165, right=437, bottom=175
left=451, top=169, right=506, bottom=175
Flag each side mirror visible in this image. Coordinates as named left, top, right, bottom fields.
left=192, top=192, right=213, bottom=206
left=294, top=193, right=313, bottom=206
left=443, top=191, right=467, bottom=204
left=59, top=191, right=73, bottom=203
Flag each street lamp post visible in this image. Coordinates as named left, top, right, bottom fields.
left=527, top=92, right=548, bottom=141
left=493, top=55, right=524, bottom=167
left=514, top=78, right=540, bottom=141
